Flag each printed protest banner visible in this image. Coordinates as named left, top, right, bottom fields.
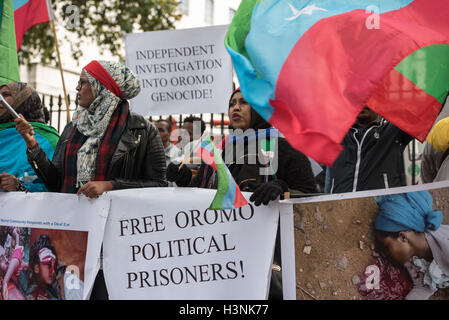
left=125, top=25, right=233, bottom=116
left=0, top=192, right=109, bottom=300
left=103, top=188, right=278, bottom=300
left=280, top=181, right=449, bottom=300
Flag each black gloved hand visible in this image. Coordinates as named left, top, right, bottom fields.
left=167, top=162, right=181, bottom=182
left=166, top=162, right=192, bottom=186
left=249, top=180, right=288, bottom=206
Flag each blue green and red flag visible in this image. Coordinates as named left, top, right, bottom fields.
left=225, top=0, right=449, bottom=166
left=13, top=0, right=52, bottom=50
left=196, top=138, right=248, bottom=210
left=0, top=0, right=19, bottom=85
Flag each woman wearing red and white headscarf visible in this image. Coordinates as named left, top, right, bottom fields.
left=14, top=60, right=167, bottom=198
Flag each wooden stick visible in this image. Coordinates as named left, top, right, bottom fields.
left=296, top=284, right=317, bottom=300
left=50, top=16, right=71, bottom=123
left=299, top=286, right=305, bottom=300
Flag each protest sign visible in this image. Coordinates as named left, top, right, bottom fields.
left=125, top=25, right=233, bottom=116
left=103, top=188, right=279, bottom=300
left=280, top=181, right=449, bottom=300
left=0, top=192, right=109, bottom=300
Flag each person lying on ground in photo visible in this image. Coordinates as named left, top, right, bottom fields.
left=374, top=190, right=449, bottom=300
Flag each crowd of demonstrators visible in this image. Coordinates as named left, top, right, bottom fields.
left=166, top=88, right=317, bottom=299
left=0, top=82, right=59, bottom=192
left=325, top=106, right=413, bottom=194
left=374, top=190, right=449, bottom=300
left=2, top=59, right=448, bottom=302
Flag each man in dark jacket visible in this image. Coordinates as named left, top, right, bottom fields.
left=326, top=106, right=413, bottom=193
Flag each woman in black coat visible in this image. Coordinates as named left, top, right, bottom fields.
left=168, top=88, right=317, bottom=299
left=14, top=60, right=167, bottom=198
left=14, top=61, right=167, bottom=300
left=168, top=88, right=317, bottom=203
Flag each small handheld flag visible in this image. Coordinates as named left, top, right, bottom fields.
left=196, top=137, right=248, bottom=210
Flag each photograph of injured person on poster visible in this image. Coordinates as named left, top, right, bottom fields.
left=0, top=226, right=88, bottom=300
left=293, top=185, right=449, bottom=300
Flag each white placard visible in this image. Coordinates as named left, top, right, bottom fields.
left=103, top=188, right=278, bottom=300
left=279, top=203, right=295, bottom=300
left=0, top=192, right=109, bottom=300
left=125, top=25, right=233, bottom=116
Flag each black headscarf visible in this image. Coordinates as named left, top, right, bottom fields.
left=228, top=88, right=271, bottom=131
left=223, top=88, right=275, bottom=191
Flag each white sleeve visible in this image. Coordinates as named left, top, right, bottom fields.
left=404, top=261, right=437, bottom=300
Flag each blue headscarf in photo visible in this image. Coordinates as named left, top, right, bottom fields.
left=374, top=190, right=443, bottom=233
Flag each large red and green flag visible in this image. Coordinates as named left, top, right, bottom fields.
left=0, top=0, right=19, bottom=85
left=225, top=0, right=449, bottom=166
left=196, top=138, right=248, bottom=210
left=13, top=0, right=52, bottom=50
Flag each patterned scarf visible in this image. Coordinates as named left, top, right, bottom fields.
left=71, top=61, right=140, bottom=187
left=61, top=128, right=87, bottom=193
left=61, top=101, right=129, bottom=193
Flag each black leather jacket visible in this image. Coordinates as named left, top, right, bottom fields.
left=26, top=111, right=167, bottom=192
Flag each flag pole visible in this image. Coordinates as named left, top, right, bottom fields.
left=48, top=2, right=71, bottom=123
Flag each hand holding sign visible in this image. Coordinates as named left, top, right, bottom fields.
left=0, top=173, right=19, bottom=192
left=77, top=181, right=114, bottom=198
left=14, top=115, right=37, bottom=148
